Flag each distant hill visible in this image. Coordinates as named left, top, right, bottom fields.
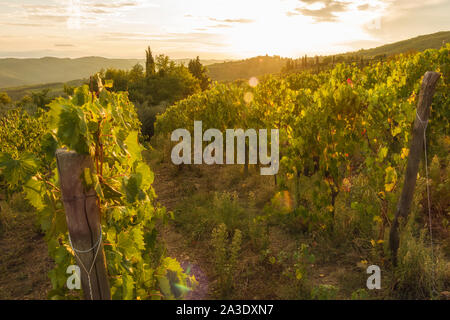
left=206, top=31, right=450, bottom=82
left=1, top=31, right=448, bottom=90
left=0, top=57, right=226, bottom=89
left=0, top=57, right=144, bottom=88
left=3, top=79, right=86, bottom=101
left=207, top=55, right=289, bottom=82
left=174, top=59, right=232, bottom=66
left=346, top=31, right=450, bottom=58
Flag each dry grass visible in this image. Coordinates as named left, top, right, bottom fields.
left=0, top=197, right=53, bottom=299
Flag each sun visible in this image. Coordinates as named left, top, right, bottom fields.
left=221, top=0, right=386, bottom=58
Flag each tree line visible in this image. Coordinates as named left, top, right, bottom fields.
left=282, top=53, right=388, bottom=74
left=0, top=46, right=211, bottom=138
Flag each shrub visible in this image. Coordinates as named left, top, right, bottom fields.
left=392, top=227, right=447, bottom=299
left=211, top=224, right=242, bottom=298
left=311, top=284, right=339, bottom=300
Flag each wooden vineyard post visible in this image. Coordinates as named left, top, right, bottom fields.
left=389, top=71, right=441, bottom=266
left=56, top=149, right=111, bottom=300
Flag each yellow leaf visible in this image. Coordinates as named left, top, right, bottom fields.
left=401, top=148, right=409, bottom=160
left=104, top=79, right=114, bottom=88
left=296, top=270, right=303, bottom=280
left=370, top=239, right=376, bottom=247
left=373, top=216, right=382, bottom=224
left=385, top=166, right=397, bottom=192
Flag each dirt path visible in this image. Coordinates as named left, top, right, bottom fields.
left=0, top=160, right=352, bottom=300
left=152, top=164, right=214, bottom=300
left=0, top=210, right=53, bottom=299
left=151, top=161, right=352, bottom=300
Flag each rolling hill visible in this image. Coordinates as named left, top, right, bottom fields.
left=0, top=31, right=448, bottom=92
left=0, top=57, right=225, bottom=89
left=0, top=57, right=144, bottom=88
left=347, top=31, right=450, bottom=58
left=206, top=55, right=289, bottom=82
left=205, top=31, right=450, bottom=82
left=2, top=79, right=86, bottom=102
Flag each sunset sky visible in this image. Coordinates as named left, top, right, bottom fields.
left=1, top=0, right=449, bottom=59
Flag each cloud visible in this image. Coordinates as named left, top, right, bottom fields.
left=209, top=18, right=255, bottom=24
left=184, top=15, right=254, bottom=24
left=99, top=31, right=227, bottom=48
left=0, top=22, right=44, bottom=27
left=11, top=0, right=156, bottom=27
left=28, top=15, right=70, bottom=23
left=55, top=44, right=75, bottom=47
left=363, top=0, right=450, bottom=40
left=357, top=4, right=370, bottom=11
left=89, top=1, right=140, bottom=9
left=287, top=0, right=349, bottom=22
left=209, top=24, right=233, bottom=29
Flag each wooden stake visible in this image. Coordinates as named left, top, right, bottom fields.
left=389, top=71, right=441, bottom=266
left=56, top=149, right=111, bottom=300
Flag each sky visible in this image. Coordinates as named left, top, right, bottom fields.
left=0, top=0, right=449, bottom=59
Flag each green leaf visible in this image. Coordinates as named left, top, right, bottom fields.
left=135, top=162, right=154, bottom=191
left=377, top=146, right=388, bottom=162
left=124, top=131, right=143, bottom=161
left=72, top=85, right=90, bottom=106
left=158, top=276, right=173, bottom=299
left=57, top=105, right=89, bottom=154
left=24, top=177, right=45, bottom=210
left=122, top=275, right=134, bottom=300
left=123, top=175, right=139, bottom=203
left=40, top=133, right=59, bottom=162
left=130, top=227, right=145, bottom=251
left=0, top=152, right=38, bottom=186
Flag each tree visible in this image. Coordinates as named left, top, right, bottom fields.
left=63, top=84, right=75, bottom=96
left=145, top=46, right=156, bottom=78
left=188, top=56, right=210, bottom=90
left=146, top=61, right=200, bottom=104
left=128, top=64, right=145, bottom=103
left=155, top=54, right=174, bottom=77
left=104, top=69, right=129, bottom=91
left=31, top=89, right=51, bottom=110
left=129, top=63, right=144, bottom=83
left=17, top=95, right=32, bottom=109
left=0, top=92, right=11, bottom=105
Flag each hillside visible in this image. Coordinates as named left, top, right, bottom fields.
left=1, top=31, right=448, bottom=90
left=2, top=79, right=85, bottom=101
left=0, top=57, right=145, bottom=88
left=206, top=31, right=450, bottom=81
left=206, top=55, right=289, bottom=82
left=347, top=31, right=450, bottom=58
left=0, top=57, right=225, bottom=89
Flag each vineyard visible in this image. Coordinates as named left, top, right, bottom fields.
left=0, top=45, right=449, bottom=300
